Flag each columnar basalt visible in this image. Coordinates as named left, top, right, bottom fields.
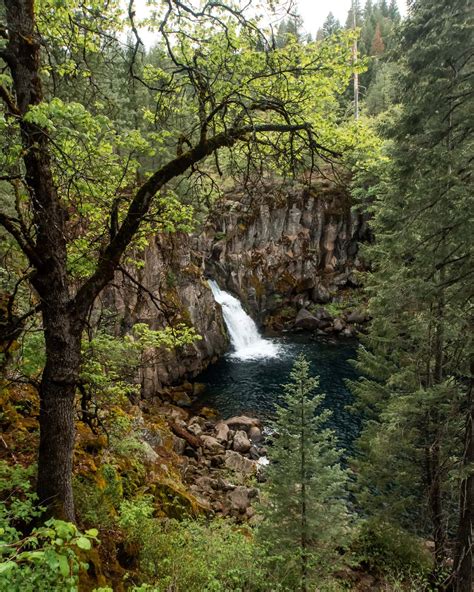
left=103, top=178, right=369, bottom=390
left=199, top=179, right=370, bottom=322
left=101, top=232, right=229, bottom=396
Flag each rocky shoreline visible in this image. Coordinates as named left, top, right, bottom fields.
left=291, top=305, right=370, bottom=337
left=147, top=319, right=366, bottom=521
left=151, top=400, right=268, bottom=522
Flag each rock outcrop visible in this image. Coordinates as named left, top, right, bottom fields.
left=102, top=233, right=229, bottom=396
left=200, top=178, right=370, bottom=323
left=101, top=177, right=369, bottom=391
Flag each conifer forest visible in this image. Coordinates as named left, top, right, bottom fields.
left=0, top=0, right=472, bottom=590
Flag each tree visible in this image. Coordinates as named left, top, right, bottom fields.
left=352, top=0, right=473, bottom=589
left=322, top=12, right=341, bottom=38
left=370, top=23, right=385, bottom=54
left=388, top=0, right=401, bottom=22
left=345, top=0, right=363, bottom=29
left=274, top=13, right=305, bottom=48
left=259, top=355, right=353, bottom=592
left=0, top=1, right=355, bottom=520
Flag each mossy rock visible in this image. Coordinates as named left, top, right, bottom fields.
left=150, top=480, right=207, bottom=519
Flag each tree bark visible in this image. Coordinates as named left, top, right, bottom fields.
left=36, top=305, right=83, bottom=521
left=426, top=439, right=446, bottom=570
left=448, top=375, right=473, bottom=592
left=4, top=0, right=81, bottom=521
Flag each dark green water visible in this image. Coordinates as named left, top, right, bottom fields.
left=196, top=333, right=360, bottom=451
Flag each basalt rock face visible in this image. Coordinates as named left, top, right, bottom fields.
left=103, top=179, right=368, bottom=391
left=102, top=233, right=228, bottom=396
left=200, top=179, right=371, bottom=322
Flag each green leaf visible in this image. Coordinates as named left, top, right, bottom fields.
left=18, top=550, right=45, bottom=560
left=0, top=561, right=17, bottom=574
left=85, top=528, right=98, bottom=537
left=58, top=554, right=70, bottom=577
left=75, top=537, right=91, bottom=550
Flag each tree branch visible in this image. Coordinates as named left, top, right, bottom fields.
left=0, top=83, right=20, bottom=115
left=74, top=121, right=311, bottom=313
left=0, top=212, right=40, bottom=266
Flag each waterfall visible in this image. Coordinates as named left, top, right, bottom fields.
left=208, top=280, right=281, bottom=360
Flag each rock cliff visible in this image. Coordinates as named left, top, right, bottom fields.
left=103, top=178, right=369, bottom=391
left=102, top=233, right=229, bottom=396
left=200, top=178, right=370, bottom=323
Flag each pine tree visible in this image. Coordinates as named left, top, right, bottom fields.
left=352, top=0, right=473, bottom=588
left=370, top=22, right=385, bottom=54
left=274, top=14, right=305, bottom=48
left=259, top=355, right=353, bottom=592
left=388, top=0, right=400, bottom=22
left=322, top=12, right=341, bottom=38
left=345, top=0, right=363, bottom=29
left=364, top=0, right=374, bottom=18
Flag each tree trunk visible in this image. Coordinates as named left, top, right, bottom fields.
left=300, top=383, right=308, bottom=592
left=36, top=304, right=83, bottom=522
left=426, top=439, right=446, bottom=569
left=448, top=376, right=473, bottom=592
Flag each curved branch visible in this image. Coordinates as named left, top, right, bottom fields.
left=0, top=212, right=40, bottom=266
left=74, top=121, right=311, bottom=314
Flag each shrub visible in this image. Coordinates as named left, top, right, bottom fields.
left=352, top=518, right=433, bottom=576
left=118, top=497, right=268, bottom=591
left=0, top=461, right=98, bottom=592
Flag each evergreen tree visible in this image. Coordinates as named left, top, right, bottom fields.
left=315, top=28, right=324, bottom=42
left=388, top=0, right=401, bottom=22
left=364, top=0, right=374, bottom=18
left=370, top=23, right=385, bottom=54
left=346, top=0, right=363, bottom=28
left=352, top=0, right=473, bottom=588
left=322, top=12, right=341, bottom=38
left=259, top=355, right=353, bottom=592
left=274, top=14, right=305, bottom=48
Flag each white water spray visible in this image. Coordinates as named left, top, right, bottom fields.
left=208, top=280, right=281, bottom=361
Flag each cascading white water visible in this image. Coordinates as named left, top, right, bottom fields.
left=208, top=280, right=281, bottom=360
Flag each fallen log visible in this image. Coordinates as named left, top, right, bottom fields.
left=168, top=419, right=202, bottom=449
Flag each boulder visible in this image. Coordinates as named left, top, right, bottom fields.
left=346, top=310, right=369, bottom=324
left=188, top=423, right=203, bottom=437
left=172, top=436, right=186, bottom=455
left=141, top=442, right=159, bottom=464
left=224, top=450, right=257, bottom=476
left=156, top=404, right=189, bottom=422
left=169, top=390, right=192, bottom=407
left=192, top=382, right=207, bottom=396
left=210, top=454, right=225, bottom=468
left=248, top=426, right=263, bottom=444
left=294, top=308, right=320, bottom=330
left=249, top=446, right=261, bottom=460
left=314, top=307, right=333, bottom=321
left=216, top=477, right=235, bottom=492
left=199, top=406, right=219, bottom=419
left=224, top=416, right=261, bottom=431
left=215, top=422, right=230, bottom=444
left=312, top=283, right=331, bottom=304
left=201, top=435, right=225, bottom=455
left=341, top=327, right=354, bottom=338
left=233, top=430, right=251, bottom=453
left=189, top=415, right=206, bottom=427
left=333, top=318, right=345, bottom=332
left=228, top=486, right=253, bottom=513
left=195, top=476, right=218, bottom=491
